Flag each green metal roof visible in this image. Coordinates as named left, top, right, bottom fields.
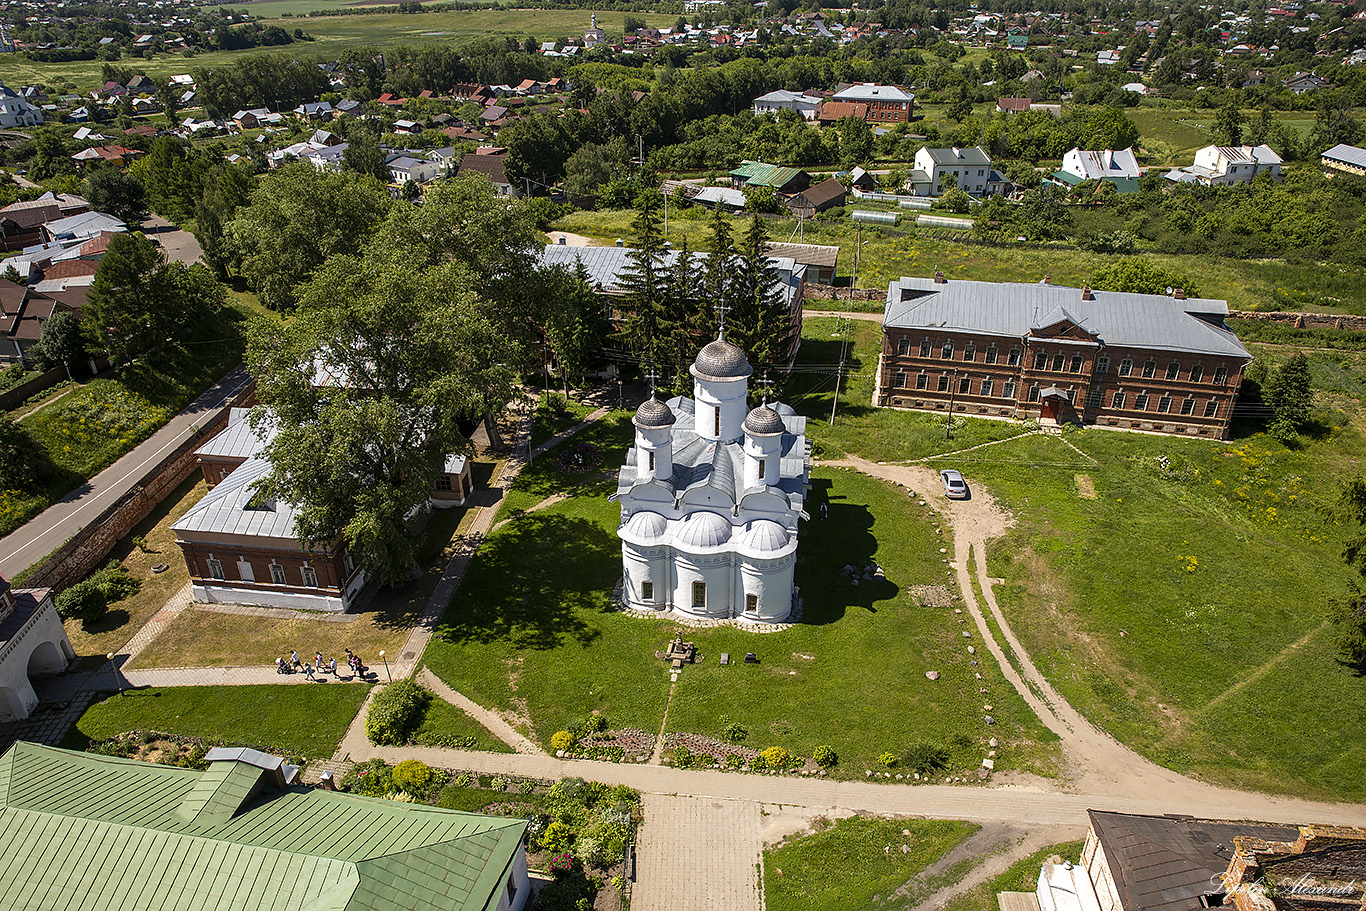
left=0, top=742, right=528, bottom=911
left=729, top=160, right=804, bottom=188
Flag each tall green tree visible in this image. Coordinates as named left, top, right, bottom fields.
left=82, top=167, right=146, bottom=224
left=617, top=189, right=670, bottom=367
left=702, top=206, right=737, bottom=332
left=83, top=232, right=223, bottom=363
left=727, top=216, right=785, bottom=367
left=662, top=237, right=705, bottom=389
left=248, top=244, right=521, bottom=586
left=1215, top=97, right=1245, bottom=147
left=1263, top=353, right=1313, bottom=438
left=228, top=164, right=390, bottom=309
left=193, top=161, right=253, bottom=280
left=0, top=415, right=50, bottom=492
left=538, top=259, right=609, bottom=396
left=32, top=309, right=87, bottom=376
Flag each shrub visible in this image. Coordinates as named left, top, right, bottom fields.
left=490, top=776, right=509, bottom=791
left=91, top=562, right=139, bottom=603
left=56, top=580, right=107, bottom=623
left=759, top=746, right=791, bottom=770
left=364, top=679, right=429, bottom=746
left=551, top=730, right=578, bottom=752
left=583, top=712, right=608, bottom=734
left=542, top=820, right=573, bottom=853
left=720, top=720, right=748, bottom=743
left=391, top=759, right=434, bottom=795
left=903, top=741, right=950, bottom=773
left=878, top=751, right=898, bottom=768
left=342, top=758, right=393, bottom=798
left=724, top=753, right=743, bottom=769
left=813, top=745, right=838, bottom=768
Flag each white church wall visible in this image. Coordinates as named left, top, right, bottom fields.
left=622, top=543, right=668, bottom=610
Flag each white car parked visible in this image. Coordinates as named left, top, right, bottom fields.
left=940, top=469, right=968, bottom=499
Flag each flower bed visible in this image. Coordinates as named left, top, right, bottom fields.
left=664, top=732, right=759, bottom=767
left=555, top=441, right=603, bottom=474
left=560, top=728, right=655, bottom=763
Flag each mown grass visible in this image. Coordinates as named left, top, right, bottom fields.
left=65, top=684, right=370, bottom=759
left=764, top=816, right=980, bottom=911
left=411, top=694, right=514, bottom=754
left=941, top=840, right=1086, bottom=911
left=425, top=401, right=1060, bottom=776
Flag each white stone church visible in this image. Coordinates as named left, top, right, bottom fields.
left=613, top=334, right=812, bottom=623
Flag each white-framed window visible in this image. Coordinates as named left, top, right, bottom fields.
left=1180, top=397, right=1195, bottom=415
left=1028, top=385, right=1040, bottom=402
left=963, top=343, right=976, bottom=361
left=1033, top=351, right=1048, bottom=370
left=1213, top=366, right=1228, bottom=385
left=1119, top=358, right=1133, bottom=376
left=1070, top=355, right=1084, bottom=373
left=758, top=458, right=766, bottom=480
left=642, top=581, right=653, bottom=600
left=1112, top=391, right=1127, bottom=409
left=941, top=340, right=954, bottom=359
left=1165, top=361, right=1181, bottom=380
left=692, top=581, right=706, bottom=608
left=1190, top=364, right=1204, bottom=382
left=1086, top=388, right=1103, bottom=408
left=1134, top=393, right=1150, bottom=411
left=1008, top=348, right=1021, bottom=366
left=1142, top=359, right=1157, bottom=378
left=897, top=337, right=912, bottom=356
left=301, top=564, right=318, bottom=588
left=937, top=374, right=949, bottom=392
left=985, top=345, right=998, bottom=365
left=434, top=474, right=453, bottom=491
left=1051, top=353, right=1066, bottom=372
left=1002, top=381, right=1016, bottom=399
left=648, top=451, right=655, bottom=471
left=270, top=563, right=286, bottom=585
left=206, top=557, right=224, bottom=581
left=920, top=338, right=932, bottom=357
left=1158, top=396, right=1172, bottom=413
left=1204, top=400, right=1219, bottom=417
left=746, top=593, right=758, bottom=613
left=895, top=370, right=908, bottom=388
left=1096, top=356, right=1109, bottom=374
left=916, top=372, right=928, bottom=390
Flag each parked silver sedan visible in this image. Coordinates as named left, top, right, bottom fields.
left=940, top=469, right=968, bottom=499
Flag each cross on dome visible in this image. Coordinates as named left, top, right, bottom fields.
left=645, top=368, right=661, bottom=398
left=715, top=299, right=731, bottom=341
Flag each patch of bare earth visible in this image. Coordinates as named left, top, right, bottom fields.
left=1074, top=474, right=1098, bottom=499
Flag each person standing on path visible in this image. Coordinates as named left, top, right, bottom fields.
left=329, top=657, right=337, bottom=676
left=291, top=650, right=300, bottom=669
left=315, top=651, right=323, bottom=669
left=304, top=663, right=314, bottom=680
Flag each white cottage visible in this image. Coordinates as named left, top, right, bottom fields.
left=613, top=336, right=811, bottom=623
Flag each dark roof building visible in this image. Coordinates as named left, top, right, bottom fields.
left=457, top=152, right=515, bottom=195
left=785, top=177, right=847, bottom=219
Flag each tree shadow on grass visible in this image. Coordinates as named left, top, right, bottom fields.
left=436, top=512, right=614, bottom=651
left=795, top=477, right=899, bottom=625
left=786, top=334, right=876, bottom=422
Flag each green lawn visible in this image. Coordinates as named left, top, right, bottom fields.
left=942, top=840, right=1085, bottom=911
left=66, top=684, right=370, bottom=759
left=425, top=402, right=1060, bottom=776
left=764, top=816, right=979, bottom=911
left=412, top=694, right=515, bottom=753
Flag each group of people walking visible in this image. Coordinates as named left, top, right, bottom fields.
left=275, top=649, right=368, bottom=680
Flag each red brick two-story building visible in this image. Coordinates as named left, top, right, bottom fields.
left=875, top=274, right=1253, bottom=439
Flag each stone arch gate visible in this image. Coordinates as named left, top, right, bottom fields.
left=0, top=591, right=75, bottom=723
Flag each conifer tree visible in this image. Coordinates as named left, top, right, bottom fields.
left=728, top=216, right=786, bottom=367
left=618, top=189, right=669, bottom=367
left=663, top=237, right=705, bottom=390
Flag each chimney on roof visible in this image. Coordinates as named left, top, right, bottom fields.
left=933, top=270, right=947, bottom=284
left=1081, top=285, right=1094, bottom=300
left=1173, top=288, right=1185, bottom=299
left=615, top=238, right=624, bottom=247
left=557, top=235, right=566, bottom=244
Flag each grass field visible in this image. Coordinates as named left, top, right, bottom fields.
left=423, top=396, right=1060, bottom=777
left=66, top=684, right=370, bottom=758
left=764, top=816, right=979, bottom=911
left=411, top=693, right=514, bottom=753
left=942, top=840, right=1086, bottom=911
left=550, top=207, right=1366, bottom=313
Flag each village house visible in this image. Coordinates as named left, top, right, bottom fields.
left=910, top=146, right=994, bottom=196
left=0, top=741, right=531, bottom=911
left=1166, top=144, right=1283, bottom=186
left=816, top=100, right=869, bottom=124
left=875, top=273, right=1252, bottom=439
left=1048, top=147, right=1142, bottom=192
left=785, top=176, right=847, bottom=218
left=829, top=82, right=915, bottom=123
left=458, top=150, right=517, bottom=196
left=764, top=241, right=839, bottom=285
left=751, top=89, right=823, bottom=120
left=729, top=160, right=812, bottom=196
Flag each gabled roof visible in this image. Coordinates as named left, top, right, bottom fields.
left=920, top=146, right=992, bottom=166
left=817, top=100, right=868, bottom=120
left=764, top=241, right=839, bottom=268
left=729, top=160, right=806, bottom=188
left=0, top=741, right=527, bottom=911
left=832, top=82, right=914, bottom=103
left=457, top=152, right=508, bottom=185
left=883, top=275, right=1251, bottom=359
left=1322, top=143, right=1366, bottom=168
left=791, top=176, right=846, bottom=207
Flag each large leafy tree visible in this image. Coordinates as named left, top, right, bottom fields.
left=537, top=259, right=609, bottom=396
left=32, top=309, right=87, bottom=376
left=227, top=164, right=390, bottom=310
left=248, top=178, right=537, bottom=584
left=1088, top=257, right=1200, bottom=298
left=82, top=167, right=146, bottom=224
left=83, top=232, right=223, bottom=363
left=193, top=161, right=253, bottom=280
left=0, top=415, right=50, bottom=492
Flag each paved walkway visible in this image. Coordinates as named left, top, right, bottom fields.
left=634, top=795, right=763, bottom=911
left=416, top=669, right=543, bottom=755
left=0, top=364, right=253, bottom=578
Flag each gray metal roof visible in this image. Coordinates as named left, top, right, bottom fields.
left=921, top=146, right=992, bottom=166
left=883, top=276, right=1250, bottom=359
left=1323, top=143, right=1366, bottom=168
left=172, top=456, right=300, bottom=540
left=833, top=83, right=914, bottom=103
left=196, top=408, right=270, bottom=460
left=540, top=244, right=804, bottom=305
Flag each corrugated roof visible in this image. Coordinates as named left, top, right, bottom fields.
left=172, top=456, right=299, bottom=540
left=921, top=146, right=992, bottom=166
left=1323, top=143, right=1366, bottom=169
left=539, top=244, right=804, bottom=308
left=764, top=242, right=839, bottom=268
left=729, top=160, right=805, bottom=188
left=883, top=276, right=1250, bottom=359
left=0, top=742, right=527, bottom=911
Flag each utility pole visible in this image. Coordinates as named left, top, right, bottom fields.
left=946, top=369, right=958, bottom=439
left=829, top=223, right=860, bottom=427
